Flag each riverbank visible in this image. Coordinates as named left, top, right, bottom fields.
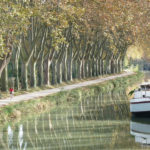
left=0, top=72, right=134, bottom=107
left=0, top=73, right=129, bottom=99
left=0, top=72, right=143, bottom=125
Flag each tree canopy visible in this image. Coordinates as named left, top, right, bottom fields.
left=0, top=0, right=149, bottom=90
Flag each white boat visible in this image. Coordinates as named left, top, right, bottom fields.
left=130, top=82, right=150, bottom=115
left=130, top=117, right=150, bottom=146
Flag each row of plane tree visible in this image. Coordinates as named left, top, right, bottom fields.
left=0, top=0, right=149, bottom=90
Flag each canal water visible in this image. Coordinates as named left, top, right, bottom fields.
left=0, top=73, right=150, bottom=150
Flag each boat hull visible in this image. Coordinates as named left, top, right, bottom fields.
left=130, top=98, right=150, bottom=115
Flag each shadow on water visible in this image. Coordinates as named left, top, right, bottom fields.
left=0, top=80, right=149, bottom=149
left=130, top=117, right=150, bottom=148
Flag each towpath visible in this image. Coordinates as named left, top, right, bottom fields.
left=0, top=71, right=133, bottom=107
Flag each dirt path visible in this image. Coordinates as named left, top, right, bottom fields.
left=0, top=72, right=133, bottom=107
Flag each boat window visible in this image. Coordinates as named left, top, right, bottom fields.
left=141, top=85, right=150, bottom=90
left=147, top=85, right=150, bottom=90
left=141, top=85, right=146, bottom=90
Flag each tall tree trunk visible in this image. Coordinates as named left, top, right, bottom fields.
left=44, top=59, right=51, bottom=86
left=68, top=59, right=73, bottom=81
left=1, top=65, right=8, bottom=91
left=92, top=59, right=95, bottom=77
left=57, top=62, right=62, bottom=84
left=88, top=60, right=92, bottom=77
left=72, top=60, right=77, bottom=79
left=118, top=59, right=121, bottom=73
left=62, top=50, right=67, bottom=82
left=67, top=46, right=73, bottom=81
left=98, top=59, right=102, bottom=75
left=96, top=59, right=99, bottom=76
left=108, top=60, right=111, bottom=74
left=81, top=60, right=85, bottom=79
left=52, top=60, right=57, bottom=85
left=84, top=60, right=88, bottom=78
left=63, top=61, right=67, bottom=82
left=13, top=42, right=21, bottom=90
left=104, top=60, right=108, bottom=74
left=78, top=60, right=82, bottom=79
left=121, top=58, right=124, bottom=71
left=0, top=53, right=12, bottom=78
left=101, top=60, right=104, bottom=75
left=111, top=59, right=115, bottom=74
left=21, top=63, right=28, bottom=90
left=30, top=62, right=37, bottom=88
left=39, top=57, right=44, bottom=86
left=14, top=57, right=20, bottom=90
left=114, top=59, right=117, bottom=73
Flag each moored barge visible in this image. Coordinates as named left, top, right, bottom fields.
left=130, top=82, right=150, bottom=116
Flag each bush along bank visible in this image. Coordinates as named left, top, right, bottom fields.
left=87, top=72, right=143, bottom=93
left=0, top=72, right=143, bottom=125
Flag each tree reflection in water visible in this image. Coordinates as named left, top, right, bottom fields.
left=0, top=87, right=145, bottom=149
left=7, top=125, right=27, bottom=150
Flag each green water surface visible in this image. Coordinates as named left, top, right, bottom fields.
left=0, top=73, right=150, bottom=150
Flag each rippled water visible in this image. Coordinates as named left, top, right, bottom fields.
left=1, top=74, right=150, bottom=150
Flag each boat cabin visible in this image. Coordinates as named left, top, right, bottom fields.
left=134, top=82, right=150, bottom=99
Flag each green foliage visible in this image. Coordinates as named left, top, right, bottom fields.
left=3, top=106, right=14, bottom=115
left=0, top=0, right=30, bottom=58
left=128, top=89, right=135, bottom=96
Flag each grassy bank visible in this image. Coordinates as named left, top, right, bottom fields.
left=0, top=73, right=121, bottom=99
left=0, top=72, right=143, bottom=125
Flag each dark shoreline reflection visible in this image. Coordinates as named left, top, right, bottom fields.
left=130, top=117, right=150, bottom=146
